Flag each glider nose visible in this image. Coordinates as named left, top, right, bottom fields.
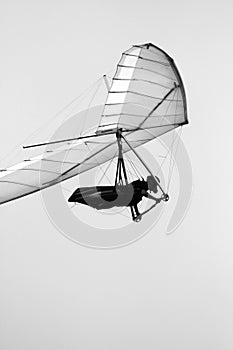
left=68, top=188, right=81, bottom=202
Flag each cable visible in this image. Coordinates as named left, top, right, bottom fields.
left=166, top=127, right=182, bottom=192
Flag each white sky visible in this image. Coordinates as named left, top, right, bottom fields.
left=0, top=0, right=233, bottom=349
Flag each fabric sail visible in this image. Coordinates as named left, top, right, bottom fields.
left=0, top=43, right=188, bottom=205
left=97, top=43, right=187, bottom=135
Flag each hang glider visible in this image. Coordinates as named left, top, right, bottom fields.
left=0, top=43, right=188, bottom=220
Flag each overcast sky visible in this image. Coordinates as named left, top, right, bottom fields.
left=0, top=0, right=233, bottom=349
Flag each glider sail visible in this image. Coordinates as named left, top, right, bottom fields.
left=0, top=43, right=188, bottom=205
left=97, top=43, right=187, bottom=134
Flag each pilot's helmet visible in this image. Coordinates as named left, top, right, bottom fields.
left=147, top=175, right=160, bottom=193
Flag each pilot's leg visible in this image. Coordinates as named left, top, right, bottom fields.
left=130, top=206, right=136, bottom=221
left=132, top=204, right=142, bottom=222
left=134, top=204, right=140, bottom=217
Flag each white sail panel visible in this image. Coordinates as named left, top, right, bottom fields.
left=97, top=43, right=187, bottom=135
left=0, top=134, right=116, bottom=205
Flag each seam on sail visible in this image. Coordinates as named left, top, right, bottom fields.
left=0, top=180, right=40, bottom=189
left=108, top=90, right=182, bottom=102
left=123, top=53, right=170, bottom=66
left=113, top=78, right=171, bottom=89
left=117, top=65, right=175, bottom=80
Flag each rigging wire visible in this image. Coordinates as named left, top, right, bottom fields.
left=166, top=127, right=183, bottom=192
left=84, top=143, right=112, bottom=184
left=166, top=88, right=179, bottom=191
left=97, top=150, right=118, bottom=185
left=155, top=130, right=181, bottom=177
left=0, top=77, right=103, bottom=167
left=79, top=77, right=104, bottom=137
left=124, top=154, right=142, bottom=179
